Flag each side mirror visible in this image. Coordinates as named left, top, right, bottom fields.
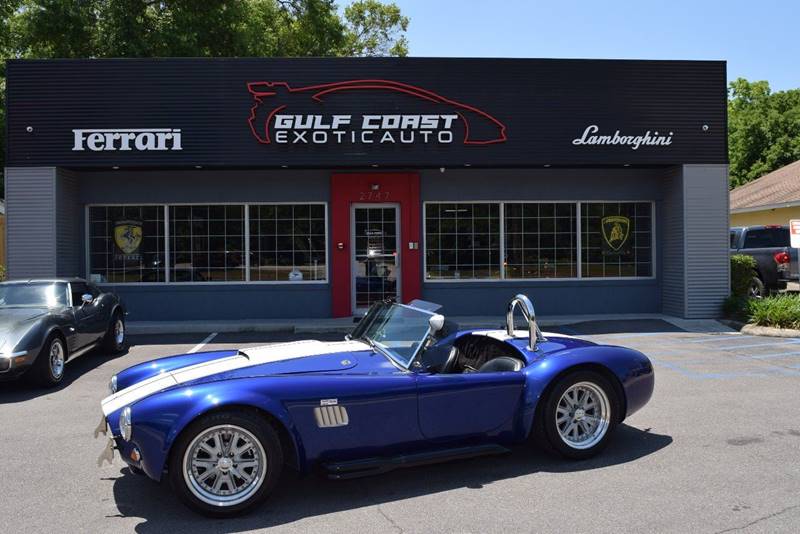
left=81, top=293, right=93, bottom=305
left=429, top=314, right=445, bottom=333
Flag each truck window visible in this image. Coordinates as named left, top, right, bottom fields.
left=742, top=228, right=790, bottom=249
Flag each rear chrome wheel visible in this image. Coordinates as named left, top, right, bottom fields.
left=535, top=370, right=619, bottom=459
left=114, top=319, right=125, bottom=346
left=169, top=411, right=283, bottom=517
left=102, top=311, right=126, bottom=353
left=555, top=382, right=611, bottom=450
left=183, top=425, right=267, bottom=507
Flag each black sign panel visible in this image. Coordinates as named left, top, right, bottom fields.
left=5, top=57, right=727, bottom=168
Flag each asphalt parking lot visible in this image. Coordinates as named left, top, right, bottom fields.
left=2, top=322, right=800, bottom=533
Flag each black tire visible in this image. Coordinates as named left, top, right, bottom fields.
left=168, top=410, right=283, bottom=517
left=102, top=310, right=126, bottom=353
left=749, top=275, right=765, bottom=299
left=535, top=370, right=619, bottom=460
left=26, top=333, right=67, bottom=388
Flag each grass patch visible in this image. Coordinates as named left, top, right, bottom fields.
left=724, top=294, right=800, bottom=330
left=748, top=294, right=800, bottom=330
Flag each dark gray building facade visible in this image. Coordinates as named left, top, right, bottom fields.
left=4, top=58, right=729, bottom=320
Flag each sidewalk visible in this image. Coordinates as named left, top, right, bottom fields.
left=127, top=313, right=734, bottom=336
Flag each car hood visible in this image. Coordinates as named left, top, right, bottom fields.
left=0, top=307, right=50, bottom=339
left=102, top=339, right=372, bottom=416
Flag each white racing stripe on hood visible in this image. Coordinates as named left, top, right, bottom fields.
left=101, top=339, right=369, bottom=416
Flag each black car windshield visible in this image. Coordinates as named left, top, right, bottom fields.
left=0, top=283, right=68, bottom=308
left=352, top=302, right=434, bottom=367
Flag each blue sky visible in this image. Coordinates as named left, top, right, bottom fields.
left=396, top=0, right=800, bottom=91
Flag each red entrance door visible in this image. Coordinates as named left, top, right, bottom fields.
left=331, top=173, right=421, bottom=317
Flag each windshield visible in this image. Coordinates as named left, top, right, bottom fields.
left=0, top=283, right=68, bottom=308
left=353, top=302, right=434, bottom=367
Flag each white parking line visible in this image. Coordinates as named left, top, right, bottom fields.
left=188, top=332, right=218, bottom=353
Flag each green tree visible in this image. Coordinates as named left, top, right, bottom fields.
left=728, top=78, right=800, bottom=189
left=0, top=0, right=410, bottom=195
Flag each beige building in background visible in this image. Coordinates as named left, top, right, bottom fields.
left=730, top=159, right=800, bottom=227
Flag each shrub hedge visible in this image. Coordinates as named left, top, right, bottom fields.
left=730, top=254, right=757, bottom=297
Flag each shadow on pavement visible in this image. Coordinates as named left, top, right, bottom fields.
left=0, top=348, right=131, bottom=404
left=110, top=424, right=671, bottom=533
left=553, top=319, right=686, bottom=336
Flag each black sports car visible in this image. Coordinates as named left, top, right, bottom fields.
left=0, top=278, right=126, bottom=387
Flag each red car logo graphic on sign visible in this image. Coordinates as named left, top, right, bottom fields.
left=246, top=79, right=508, bottom=145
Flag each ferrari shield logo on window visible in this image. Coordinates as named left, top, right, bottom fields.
left=114, top=220, right=143, bottom=256
left=601, top=216, right=630, bottom=252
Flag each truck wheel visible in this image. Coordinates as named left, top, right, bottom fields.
left=749, top=276, right=765, bottom=299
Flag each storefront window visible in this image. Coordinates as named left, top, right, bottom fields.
left=169, top=205, right=245, bottom=282
left=88, top=206, right=166, bottom=283
left=249, top=204, right=327, bottom=282
left=504, top=203, right=577, bottom=278
left=425, top=203, right=501, bottom=279
left=581, top=202, right=653, bottom=278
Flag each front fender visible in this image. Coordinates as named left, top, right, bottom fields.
left=10, top=318, right=69, bottom=368
left=117, top=377, right=305, bottom=481
left=521, top=344, right=654, bottom=437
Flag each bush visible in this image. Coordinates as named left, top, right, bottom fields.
left=722, top=295, right=750, bottom=321
left=730, top=254, right=757, bottom=297
left=748, top=295, right=800, bottom=330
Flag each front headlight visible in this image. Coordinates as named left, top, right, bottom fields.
left=109, top=375, right=118, bottom=394
left=119, top=407, right=132, bottom=441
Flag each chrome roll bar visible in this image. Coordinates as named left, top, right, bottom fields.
left=506, top=294, right=544, bottom=351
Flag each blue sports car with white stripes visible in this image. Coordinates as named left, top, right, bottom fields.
left=95, top=294, right=654, bottom=516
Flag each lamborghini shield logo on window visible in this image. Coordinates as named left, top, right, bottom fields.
left=601, top=216, right=630, bottom=252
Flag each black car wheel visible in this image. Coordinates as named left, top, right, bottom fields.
left=535, top=370, right=619, bottom=460
left=27, top=333, right=67, bottom=388
left=169, top=410, right=283, bottom=517
left=102, top=311, right=126, bottom=353
left=749, top=276, right=765, bottom=299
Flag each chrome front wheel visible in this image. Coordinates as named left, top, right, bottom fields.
left=183, top=425, right=267, bottom=507
left=171, top=412, right=283, bottom=517
left=49, top=338, right=65, bottom=380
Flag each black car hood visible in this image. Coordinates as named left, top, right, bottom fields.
left=0, top=306, right=50, bottom=325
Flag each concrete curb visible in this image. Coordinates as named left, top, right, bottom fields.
left=741, top=324, right=800, bottom=338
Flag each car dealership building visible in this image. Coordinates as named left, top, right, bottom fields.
left=4, top=58, right=729, bottom=321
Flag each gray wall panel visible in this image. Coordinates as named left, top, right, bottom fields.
left=55, top=168, right=81, bottom=277
left=421, top=168, right=665, bottom=200
left=424, top=281, right=661, bottom=316
left=683, top=164, right=729, bottom=318
left=5, top=167, right=57, bottom=279
left=661, top=166, right=685, bottom=316
left=77, top=169, right=330, bottom=204
left=108, top=284, right=331, bottom=321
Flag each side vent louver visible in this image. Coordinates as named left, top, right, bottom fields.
left=314, top=405, right=349, bottom=428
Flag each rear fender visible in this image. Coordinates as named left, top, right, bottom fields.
left=521, top=345, right=653, bottom=437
